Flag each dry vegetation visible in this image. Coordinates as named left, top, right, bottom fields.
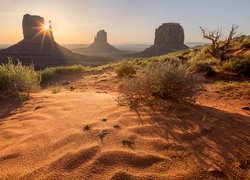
left=0, top=60, right=40, bottom=99
left=114, top=61, right=136, bottom=78
left=118, top=59, right=202, bottom=107
left=0, top=40, right=249, bottom=179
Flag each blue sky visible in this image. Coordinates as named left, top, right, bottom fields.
left=0, top=0, right=249, bottom=44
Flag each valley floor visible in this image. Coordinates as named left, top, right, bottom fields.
left=0, top=70, right=249, bottom=179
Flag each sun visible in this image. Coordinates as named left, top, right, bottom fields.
left=43, top=24, right=50, bottom=30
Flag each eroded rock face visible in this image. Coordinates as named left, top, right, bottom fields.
left=154, top=23, right=184, bottom=45
left=22, top=14, right=54, bottom=42
left=94, top=30, right=107, bottom=43
left=133, top=23, right=188, bottom=57
left=0, top=14, right=111, bottom=69
left=75, top=30, right=123, bottom=58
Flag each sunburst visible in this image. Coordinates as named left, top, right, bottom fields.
left=29, top=18, right=54, bottom=49
left=43, top=24, right=50, bottom=30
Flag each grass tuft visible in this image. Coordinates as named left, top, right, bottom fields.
left=0, top=60, right=40, bottom=98
left=114, top=61, right=136, bottom=78
left=119, top=59, right=203, bottom=105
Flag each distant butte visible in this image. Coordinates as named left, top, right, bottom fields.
left=74, top=30, right=124, bottom=58
left=0, top=14, right=112, bottom=69
left=133, top=23, right=189, bottom=57
left=22, top=14, right=54, bottom=42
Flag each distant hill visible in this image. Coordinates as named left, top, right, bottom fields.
left=130, top=23, right=189, bottom=58
left=135, top=35, right=250, bottom=63
left=0, top=14, right=114, bottom=69
left=73, top=30, right=126, bottom=58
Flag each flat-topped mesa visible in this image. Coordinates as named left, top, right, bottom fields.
left=74, top=29, right=123, bottom=57
left=154, top=23, right=185, bottom=45
left=94, top=30, right=107, bottom=43
left=0, top=13, right=112, bottom=69
left=132, top=22, right=188, bottom=57
left=22, top=14, right=54, bottom=42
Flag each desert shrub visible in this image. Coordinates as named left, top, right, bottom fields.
left=114, top=61, right=136, bottom=78
left=40, top=68, right=56, bottom=83
left=222, top=57, right=250, bottom=77
left=242, top=42, right=250, bottom=49
left=0, top=60, right=40, bottom=97
left=119, top=59, right=202, bottom=104
left=241, top=37, right=250, bottom=48
left=189, top=46, right=212, bottom=62
left=49, top=85, right=62, bottom=94
left=222, top=60, right=235, bottom=72
left=41, top=65, right=89, bottom=83
left=204, top=58, right=221, bottom=65
left=52, top=65, right=88, bottom=74
left=189, top=62, right=216, bottom=77
left=132, top=58, right=152, bottom=67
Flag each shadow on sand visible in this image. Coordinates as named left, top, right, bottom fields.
left=0, top=97, right=24, bottom=120
left=132, top=99, right=250, bottom=179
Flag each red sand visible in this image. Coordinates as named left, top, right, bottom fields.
left=0, top=72, right=249, bottom=179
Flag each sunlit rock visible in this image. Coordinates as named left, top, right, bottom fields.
left=74, top=30, right=123, bottom=58
left=134, top=23, right=189, bottom=57
left=0, top=14, right=111, bottom=69
left=22, top=14, right=54, bottom=42
left=94, top=30, right=107, bottom=43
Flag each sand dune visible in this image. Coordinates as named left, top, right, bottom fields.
left=0, top=72, right=249, bottom=179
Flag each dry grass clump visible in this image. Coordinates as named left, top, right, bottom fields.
left=189, top=62, right=216, bottom=77
left=222, top=57, right=250, bottom=77
left=40, top=65, right=90, bottom=83
left=49, top=85, right=62, bottom=94
left=114, top=61, right=136, bottom=78
left=0, top=60, right=40, bottom=98
left=119, top=59, right=202, bottom=105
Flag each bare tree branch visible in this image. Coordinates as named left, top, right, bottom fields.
left=200, top=25, right=243, bottom=63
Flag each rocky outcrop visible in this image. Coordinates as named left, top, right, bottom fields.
left=74, top=30, right=123, bottom=58
left=0, top=14, right=112, bottom=69
left=22, top=14, right=54, bottom=42
left=154, top=23, right=184, bottom=45
left=133, top=23, right=189, bottom=57
left=94, top=30, right=107, bottom=43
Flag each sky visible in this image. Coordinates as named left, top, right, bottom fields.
left=0, top=0, right=250, bottom=45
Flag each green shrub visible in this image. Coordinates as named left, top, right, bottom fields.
left=41, top=65, right=89, bottom=83
left=189, top=62, right=216, bottom=77
left=119, top=59, right=202, bottom=103
left=222, top=57, right=250, bottom=77
left=40, top=68, right=56, bottom=83
left=189, top=46, right=212, bottom=62
left=52, top=65, right=88, bottom=74
left=0, top=60, right=40, bottom=97
left=241, top=37, right=250, bottom=48
left=114, top=61, right=136, bottom=78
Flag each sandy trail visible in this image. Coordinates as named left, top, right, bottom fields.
left=0, top=72, right=249, bottom=179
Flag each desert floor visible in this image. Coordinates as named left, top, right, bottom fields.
left=0, top=70, right=249, bottom=179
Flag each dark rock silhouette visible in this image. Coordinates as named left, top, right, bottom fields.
left=154, top=23, right=184, bottom=45
left=74, top=30, right=124, bottom=58
left=133, top=23, right=189, bottom=57
left=94, top=30, right=107, bottom=43
left=22, top=14, right=54, bottom=42
left=0, top=14, right=112, bottom=69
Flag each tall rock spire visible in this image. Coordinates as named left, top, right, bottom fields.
left=22, top=14, right=54, bottom=42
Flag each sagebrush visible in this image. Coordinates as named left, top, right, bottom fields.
left=114, top=62, right=136, bottom=78
left=222, top=57, right=250, bottom=77
left=0, top=60, right=40, bottom=97
left=119, top=59, right=203, bottom=106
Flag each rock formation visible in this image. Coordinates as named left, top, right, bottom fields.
left=74, top=30, right=123, bottom=58
left=22, top=14, right=54, bottom=42
left=154, top=23, right=184, bottom=45
left=94, top=30, right=107, bottom=43
left=133, top=23, right=189, bottom=57
left=0, top=14, right=112, bottom=69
